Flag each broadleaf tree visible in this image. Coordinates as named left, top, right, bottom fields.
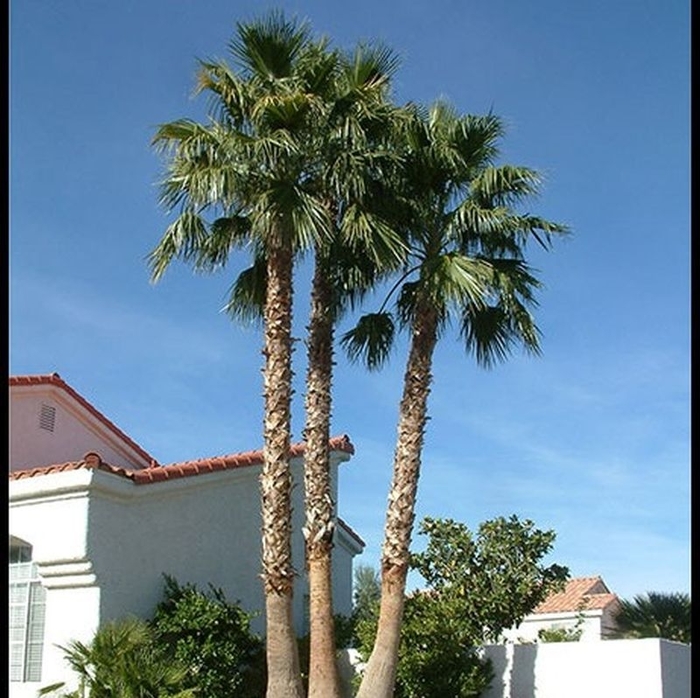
left=355, top=515, right=569, bottom=698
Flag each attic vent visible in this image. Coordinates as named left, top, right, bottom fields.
left=39, top=404, right=56, bottom=432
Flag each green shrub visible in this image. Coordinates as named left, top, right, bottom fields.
left=149, top=575, right=266, bottom=698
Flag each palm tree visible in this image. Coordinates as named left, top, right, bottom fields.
left=343, top=101, right=569, bottom=698
left=150, top=14, right=406, bottom=697
left=353, top=564, right=381, bottom=623
left=149, top=13, right=335, bottom=698
left=298, top=48, right=406, bottom=698
left=224, top=45, right=407, bottom=698
left=612, top=592, right=691, bottom=643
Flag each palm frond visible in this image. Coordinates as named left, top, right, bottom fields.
left=323, top=239, right=396, bottom=317
left=451, top=200, right=569, bottom=254
left=613, top=592, right=691, bottom=643
left=486, top=258, right=543, bottom=305
left=195, top=59, right=250, bottom=126
left=154, top=120, right=254, bottom=212
left=253, top=91, right=315, bottom=132
left=296, top=38, right=339, bottom=96
left=422, top=252, right=493, bottom=310
left=460, top=257, right=544, bottom=366
left=340, top=312, right=396, bottom=370
left=470, top=165, right=542, bottom=205
left=147, top=210, right=209, bottom=282
left=344, top=41, right=401, bottom=92
left=339, top=204, right=408, bottom=269
left=395, top=280, right=421, bottom=328
left=152, top=118, right=210, bottom=152
left=454, top=112, right=504, bottom=167
left=223, top=258, right=267, bottom=325
left=193, top=214, right=252, bottom=270
left=460, top=263, right=543, bottom=368
left=512, top=214, right=570, bottom=250
left=461, top=302, right=540, bottom=369
left=231, top=10, right=311, bottom=80
left=289, top=187, right=333, bottom=248
left=249, top=182, right=329, bottom=250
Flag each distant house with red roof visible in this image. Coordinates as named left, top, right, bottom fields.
left=482, top=576, right=691, bottom=698
left=9, top=373, right=364, bottom=698
left=501, top=575, right=622, bottom=643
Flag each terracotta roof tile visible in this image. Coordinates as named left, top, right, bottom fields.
left=534, top=576, right=620, bottom=614
left=9, top=435, right=356, bottom=486
left=9, top=373, right=160, bottom=467
left=9, top=452, right=139, bottom=481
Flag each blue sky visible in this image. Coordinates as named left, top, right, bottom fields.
left=10, top=0, right=690, bottom=601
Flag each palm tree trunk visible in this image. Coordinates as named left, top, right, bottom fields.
left=261, top=239, right=304, bottom=698
left=304, top=255, right=342, bottom=698
left=356, top=304, right=439, bottom=698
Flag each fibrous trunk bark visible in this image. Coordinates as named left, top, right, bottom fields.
left=304, top=255, right=342, bottom=698
left=261, top=240, right=304, bottom=698
left=356, top=304, right=439, bottom=698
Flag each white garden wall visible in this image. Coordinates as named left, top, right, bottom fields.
left=481, top=638, right=690, bottom=698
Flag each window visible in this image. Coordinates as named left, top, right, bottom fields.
left=9, top=539, right=46, bottom=682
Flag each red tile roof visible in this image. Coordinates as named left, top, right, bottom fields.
left=533, top=576, right=620, bottom=614
left=9, top=435, right=355, bottom=485
left=9, top=373, right=160, bottom=467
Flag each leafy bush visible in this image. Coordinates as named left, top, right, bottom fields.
left=41, top=577, right=266, bottom=698
left=537, top=625, right=583, bottom=642
left=149, top=575, right=266, bottom=698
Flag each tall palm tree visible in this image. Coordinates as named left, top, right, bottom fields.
left=343, top=101, right=569, bottom=698
left=612, top=592, right=691, bottom=643
left=299, top=47, right=406, bottom=698
left=150, top=14, right=407, bottom=696
left=149, top=13, right=336, bottom=698
left=225, top=45, right=407, bottom=698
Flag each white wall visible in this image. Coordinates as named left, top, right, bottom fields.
left=660, top=639, right=692, bottom=698
left=9, top=470, right=101, bottom=698
left=481, top=638, right=690, bottom=698
left=332, top=523, right=363, bottom=619
left=88, top=463, right=267, bottom=627
left=87, top=454, right=353, bottom=632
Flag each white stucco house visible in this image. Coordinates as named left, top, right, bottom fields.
left=502, top=575, right=622, bottom=643
left=9, top=372, right=364, bottom=698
